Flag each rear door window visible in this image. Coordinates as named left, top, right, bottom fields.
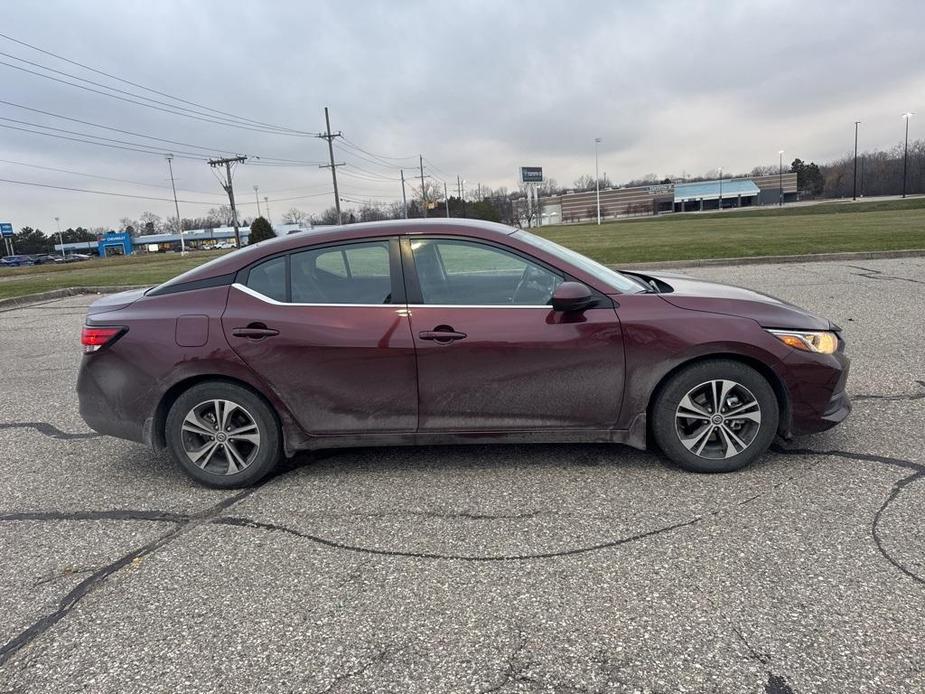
left=290, top=241, right=392, bottom=304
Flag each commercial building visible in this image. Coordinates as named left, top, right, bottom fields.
left=538, top=173, right=798, bottom=225
left=54, top=223, right=310, bottom=255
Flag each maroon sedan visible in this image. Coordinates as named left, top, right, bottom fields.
left=77, top=219, right=850, bottom=487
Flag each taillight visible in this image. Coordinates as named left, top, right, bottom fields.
left=81, top=326, right=125, bottom=353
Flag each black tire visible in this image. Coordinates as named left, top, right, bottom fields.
left=165, top=381, right=281, bottom=488
left=652, top=359, right=779, bottom=473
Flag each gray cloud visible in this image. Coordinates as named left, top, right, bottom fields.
left=1, top=0, right=923, bottom=229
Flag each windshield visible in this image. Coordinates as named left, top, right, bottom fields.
left=512, top=230, right=646, bottom=293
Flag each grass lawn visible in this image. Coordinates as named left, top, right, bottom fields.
left=535, top=197, right=925, bottom=265
left=0, top=251, right=226, bottom=301
left=1, top=197, right=923, bottom=300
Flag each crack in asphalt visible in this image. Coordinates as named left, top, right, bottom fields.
left=845, top=264, right=925, bottom=286
left=0, top=487, right=259, bottom=668
left=0, top=422, right=100, bottom=440
left=765, top=673, right=796, bottom=694
left=2, top=429, right=922, bottom=689
left=312, top=646, right=394, bottom=694
left=478, top=627, right=533, bottom=694
left=212, top=512, right=708, bottom=562
left=0, top=510, right=189, bottom=524
left=853, top=380, right=925, bottom=402
left=771, top=445, right=925, bottom=587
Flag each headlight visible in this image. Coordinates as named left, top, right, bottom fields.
left=767, top=329, right=839, bottom=354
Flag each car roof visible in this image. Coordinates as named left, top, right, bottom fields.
left=159, top=218, right=519, bottom=287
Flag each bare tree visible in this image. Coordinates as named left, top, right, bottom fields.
left=281, top=208, right=310, bottom=225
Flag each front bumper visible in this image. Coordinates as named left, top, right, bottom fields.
left=781, top=348, right=851, bottom=436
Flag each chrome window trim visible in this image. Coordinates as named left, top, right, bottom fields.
left=231, top=283, right=552, bottom=309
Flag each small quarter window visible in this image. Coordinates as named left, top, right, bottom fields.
left=245, top=256, right=287, bottom=302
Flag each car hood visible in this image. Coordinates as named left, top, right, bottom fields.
left=86, top=287, right=148, bottom=315
left=622, top=270, right=833, bottom=331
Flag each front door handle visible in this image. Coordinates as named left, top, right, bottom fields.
left=419, top=327, right=467, bottom=343
left=232, top=324, right=279, bottom=339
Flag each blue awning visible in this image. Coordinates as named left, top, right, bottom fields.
left=674, top=179, right=760, bottom=202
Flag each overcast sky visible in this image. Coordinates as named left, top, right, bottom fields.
left=1, top=0, right=924, bottom=230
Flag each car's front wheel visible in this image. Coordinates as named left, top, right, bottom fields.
left=652, top=359, right=779, bottom=473
left=165, top=381, right=281, bottom=488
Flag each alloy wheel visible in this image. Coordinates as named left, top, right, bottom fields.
left=180, top=399, right=261, bottom=475
left=674, top=379, right=762, bottom=459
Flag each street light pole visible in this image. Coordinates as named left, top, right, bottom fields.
left=778, top=150, right=784, bottom=206
left=901, top=113, right=914, bottom=198
left=853, top=121, right=861, bottom=200
left=54, top=216, right=65, bottom=260
left=594, top=137, right=602, bottom=225
left=165, top=155, right=185, bottom=255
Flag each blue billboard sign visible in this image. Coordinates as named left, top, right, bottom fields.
left=0, top=223, right=12, bottom=238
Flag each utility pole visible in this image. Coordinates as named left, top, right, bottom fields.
left=419, top=155, right=427, bottom=218
left=778, top=150, right=784, bottom=206
left=165, top=155, right=185, bottom=254
left=594, top=137, right=602, bottom=225
left=254, top=186, right=262, bottom=217
left=208, top=155, right=247, bottom=247
left=853, top=122, right=860, bottom=201
left=316, top=107, right=344, bottom=223
left=458, top=175, right=465, bottom=217
left=444, top=181, right=450, bottom=218
left=901, top=112, right=914, bottom=198
left=264, top=196, right=271, bottom=223
left=400, top=169, right=408, bottom=218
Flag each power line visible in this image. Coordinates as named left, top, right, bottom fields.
left=0, top=31, right=311, bottom=135
left=0, top=121, right=206, bottom=159
left=340, top=136, right=417, bottom=163
left=0, top=176, right=232, bottom=205
left=423, top=157, right=453, bottom=180
left=0, top=58, right=314, bottom=137
left=338, top=168, right=403, bottom=183
left=0, top=98, right=242, bottom=156
left=0, top=115, right=220, bottom=159
left=0, top=108, right=322, bottom=165
left=0, top=157, right=225, bottom=196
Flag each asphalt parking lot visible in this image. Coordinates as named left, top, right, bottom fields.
left=1, top=256, right=923, bottom=693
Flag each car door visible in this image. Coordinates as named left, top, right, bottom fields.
left=222, top=237, right=418, bottom=435
left=402, top=236, right=625, bottom=432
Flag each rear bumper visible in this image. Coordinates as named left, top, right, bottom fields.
left=76, top=354, right=150, bottom=445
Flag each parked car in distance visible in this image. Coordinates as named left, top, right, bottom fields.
left=77, top=219, right=850, bottom=488
left=1, top=255, right=34, bottom=267
left=31, top=254, right=64, bottom=265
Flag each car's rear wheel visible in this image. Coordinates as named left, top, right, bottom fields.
left=165, top=381, right=281, bottom=488
left=652, top=359, right=779, bottom=473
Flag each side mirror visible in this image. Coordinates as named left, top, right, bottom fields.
left=551, top=282, right=595, bottom=312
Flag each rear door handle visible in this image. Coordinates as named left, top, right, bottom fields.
left=418, top=329, right=467, bottom=343
left=232, top=325, right=279, bottom=339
